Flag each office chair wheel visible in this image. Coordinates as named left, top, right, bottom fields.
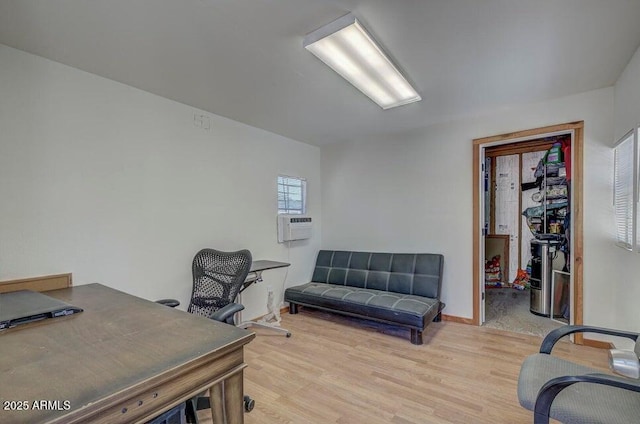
left=243, top=395, right=255, bottom=412
left=286, top=332, right=292, bottom=338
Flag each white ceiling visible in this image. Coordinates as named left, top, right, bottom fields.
left=1, top=0, right=640, bottom=146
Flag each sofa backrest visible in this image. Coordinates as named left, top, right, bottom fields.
left=311, top=250, right=444, bottom=299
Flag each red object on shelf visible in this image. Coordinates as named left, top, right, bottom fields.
left=561, top=137, right=571, bottom=181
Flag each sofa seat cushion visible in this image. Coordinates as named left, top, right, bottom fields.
left=518, top=353, right=640, bottom=424
left=285, top=282, right=440, bottom=329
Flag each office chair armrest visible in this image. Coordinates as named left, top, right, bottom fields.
left=210, top=302, right=244, bottom=325
left=533, top=373, right=640, bottom=424
left=156, top=299, right=180, bottom=308
left=540, top=325, right=639, bottom=354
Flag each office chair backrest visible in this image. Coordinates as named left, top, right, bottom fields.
left=187, top=248, right=252, bottom=318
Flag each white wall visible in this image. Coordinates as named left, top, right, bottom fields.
left=321, top=88, right=617, bottom=326
left=4, top=37, right=637, bottom=339
left=612, top=44, right=640, bottom=336
left=0, top=44, right=321, bottom=320
left=614, top=45, right=640, bottom=141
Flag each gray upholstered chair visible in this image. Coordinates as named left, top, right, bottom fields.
left=517, top=325, right=640, bottom=424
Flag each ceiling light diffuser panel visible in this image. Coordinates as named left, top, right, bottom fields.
left=304, top=13, right=421, bottom=110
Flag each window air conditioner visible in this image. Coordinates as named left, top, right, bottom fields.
left=277, top=215, right=313, bottom=243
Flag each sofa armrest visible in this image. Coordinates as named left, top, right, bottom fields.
left=540, top=325, right=639, bottom=354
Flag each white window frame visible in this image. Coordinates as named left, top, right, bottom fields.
left=613, top=129, right=638, bottom=250
left=277, top=175, right=307, bottom=215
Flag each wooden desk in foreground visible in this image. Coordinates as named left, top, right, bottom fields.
left=0, top=283, right=255, bottom=424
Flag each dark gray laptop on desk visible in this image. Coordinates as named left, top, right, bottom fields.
left=0, top=290, right=83, bottom=330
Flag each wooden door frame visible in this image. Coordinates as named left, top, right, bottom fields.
left=472, top=121, right=584, bottom=344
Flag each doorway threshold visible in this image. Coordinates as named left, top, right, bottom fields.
left=483, top=288, right=563, bottom=337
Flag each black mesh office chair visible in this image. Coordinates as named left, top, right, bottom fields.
left=157, top=248, right=254, bottom=423
left=187, top=248, right=252, bottom=323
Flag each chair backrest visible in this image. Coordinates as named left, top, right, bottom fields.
left=187, top=248, right=252, bottom=318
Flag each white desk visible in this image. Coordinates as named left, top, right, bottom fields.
left=237, top=260, right=291, bottom=337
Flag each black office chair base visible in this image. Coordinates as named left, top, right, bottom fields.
left=237, top=320, right=292, bottom=337
left=244, top=395, right=255, bottom=412
left=195, top=396, right=255, bottom=413
left=187, top=395, right=254, bottom=421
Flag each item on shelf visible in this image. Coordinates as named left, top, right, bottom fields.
left=545, top=176, right=567, bottom=186
left=523, top=201, right=569, bottom=236
left=521, top=179, right=541, bottom=191
left=558, top=166, right=567, bottom=178
left=545, top=142, right=563, bottom=164
left=532, top=191, right=543, bottom=202
left=523, top=205, right=544, bottom=219
left=522, top=201, right=569, bottom=219
left=549, top=221, right=562, bottom=234
left=561, top=137, right=572, bottom=181
left=484, top=255, right=503, bottom=287
left=526, top=216, right=543, bottom=235
left=546, top=185, right=568, bottom=198
left=545, top=162, right=564, bottom=177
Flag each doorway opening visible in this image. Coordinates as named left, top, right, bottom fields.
left=472, top=122, right=584, bottom=343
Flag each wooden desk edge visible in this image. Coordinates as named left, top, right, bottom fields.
left=48, top=332, right=255, bottom=424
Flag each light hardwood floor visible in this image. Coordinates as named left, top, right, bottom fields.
left=199, top=308, right=610, bottom=424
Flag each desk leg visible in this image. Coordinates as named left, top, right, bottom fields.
left=209, top=372, right=244, bottom=424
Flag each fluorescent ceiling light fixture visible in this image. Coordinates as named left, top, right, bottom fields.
left=303, top=13, right=421, bottom=110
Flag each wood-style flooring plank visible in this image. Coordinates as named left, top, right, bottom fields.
left=198, top=308, right=610, bottom=424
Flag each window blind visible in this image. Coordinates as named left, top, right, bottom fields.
left=613, top=132, right=635, bottom=250
left=637, top=127, right=640, bottom=251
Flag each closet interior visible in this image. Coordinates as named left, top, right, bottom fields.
left=483, top=135, right=571, bottom=336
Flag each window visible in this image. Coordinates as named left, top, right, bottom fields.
left=613, top=130, right=637, bottom=250
left=277, top=175, right=306, bottom=214
left=637, top=126, right=640, bottom=250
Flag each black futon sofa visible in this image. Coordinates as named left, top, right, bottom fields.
left=284, top=250, right=444, bottom=345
